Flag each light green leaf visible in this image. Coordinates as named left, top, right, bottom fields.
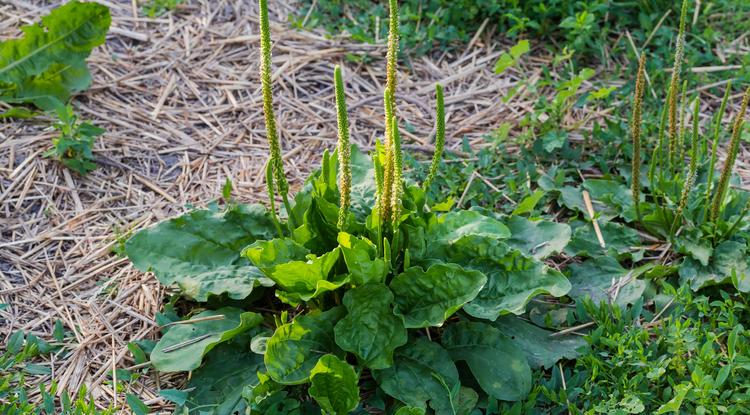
left=334, top=284, right=407, bottom=369
left=491, top=316, right=587, bottom=369
left=506, top=216, right=571, bottom=259
left=568, top=256, right=652, bottom=306
left=494, top=40, right=529, bottom=74
left=309, top=354, right=360, bottom=415
left=126, top=204, right=277, bottom=301
left=243, top=238, right=310, bottom=269
left=425, top=210, right=511, bottom=262
left=656, top=384, right=691, bottom=414
left=394, top=407, right=426, bottom=415
left=178, top=338, right=265, bottom=415
left=0, top=1, right=111, bottom=110
left=442, top=321, right=532, bottom=401
left=390, top=263, right=486, bottom=328
left=512, top=190, right=545, bottom=215
left=463, top=251, right=570, bottom=319
left=151, top=308, right=263, bottom=372
left=679, top=240, right=750, bottom=291
left=374, top=338, right=460, bottom=413
left=338, top=232, right=387, bottom=286
left=265, top=307, right=345, bottom=385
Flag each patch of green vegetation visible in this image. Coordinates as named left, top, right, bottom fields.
left=142, top=0, right=185, bottom=17
left=1, top=329, right=114, bottom=414
left=43, top=105, right=104, bottom=175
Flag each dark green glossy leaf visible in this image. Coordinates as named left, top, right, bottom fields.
left=463, top=251, right=570, bottom=319
left=390, top=263, right=486, bottom=328
left=151, top=308, right=263, bottom=372
left=442, top=321, right=532, bottom=401
left=126, top=204, right=276, bottom=301
left=309, top=354, right=360, bottom=415
left=567, top=256, right=652, bottom=306
left=265, top=307, right=345, bottom=385
left=679, top=241, right=750, bottom=292
left=506, top=216, right=571, bottom=259
left=566, top=219, right=643, bottom=260
left=491, top=316, right=587, bottom=369
left=334, top=284, right=407, bottom=369
left=373, top=338, right=459, bottom=413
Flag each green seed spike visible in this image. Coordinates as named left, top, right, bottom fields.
left=672, top=96, right=701, bottom=234
left=259, top=0, right=291, bottom=220
left=334, top=66, right=352, bottom=231
left=667, top=0, right=689, bottom=172
left=711, top=87, right=750, bottom=223
left=631, top=55, right=646, bottom=224
left=390, top=115, right=403, bottom=225
left=380, top=0, right=399, bottom=224
left=423, top=83, right=445, bottom=192
left=653, top=103, right=669, bottom=186
left=704, top=80, right=732, bottom=216
left=677, top=80, right=689, bottom=167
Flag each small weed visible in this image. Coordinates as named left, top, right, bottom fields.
left=43, top=105, right=104, bottom=175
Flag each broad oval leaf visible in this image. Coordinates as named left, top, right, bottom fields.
left=243, top=238, right=310, bottom=269
left=309, top=354, right=360, bottom=415
left=679, top=240, right=750, bottom=292
left=390, top=263, right=486, bottom=328
left=568, top=256, right=652, bottom=306
left=463, top=251, right=570, bottom=319
left=338, top=232, right=387, bottom=285
left=126, top=204, right=277, bottom=301
left=491, top=316, right=587, bottom=369
left=373, top=338, right=460, bottom=413
left=151, top=308, right=263, bottom=372
left=424, top=210, right=511, bottom=262
left=506, top=216, right=571, bottom=260
left=442, top=321, right=531, bottom=401
left=334, top=284, right=407, bottom=369
left=264, top=307, right=344, bottom=385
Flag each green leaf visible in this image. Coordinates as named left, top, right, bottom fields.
left=425, top=210, right=511, bottom=262
left=390, top=263, right=486, bottom=328
left=0, top=1, right=111, bottom=110
left=309, top=354, right=360, bottom=415
left=494, top=40, right=529, bottom=74
left=463, top=251, right=570, bottom=319
left=491, top=316, right=587, bottom=369
left=655, top=384, right=691, bottom=414
left=394, top=407, right=426, bottom=415
left=334, top=284, right=407, bottom=369
left=442, top=321, right=532, bottom=401
left=338, top=232, right=387, bottom=285
left=244, top=238, right=310, bottom=269
left=159, top=389, right=188, bottom=406
left=567, top=256, right=652, bottom=306
left=506, top=216, right=571, bottom=259
left=679, top=241, right=750, bottom=291
left=374, top=338, right=460, bottom=413
left=126, top=204, right=277, bottom=301
left=511, top=190, right=545, bottom=215
left=265, top=307, right=345, bottom=384
left=150, top=308, right=263, bottom=372
left=179, top=338, right=265, bottom=415
left=126, top=393, right=149, bottom=415
left=566, top=219, right=643, bottom=259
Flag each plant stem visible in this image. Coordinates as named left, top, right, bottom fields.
left=703, top=80, right=732, bottom=221
left=266, top=159, right=284, bottom=238
left=423, top=83, right=445, bottom=193
left=671, top=96, right=700, bottom=235
left=631, top=55, right=646, bottom=224
left=334, top=65, right=352, bottom=231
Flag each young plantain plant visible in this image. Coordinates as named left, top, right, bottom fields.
left=123, top=0, right=582, bottom=413
left=629, top=0, right=750, bottom=292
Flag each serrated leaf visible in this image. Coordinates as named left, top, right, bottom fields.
left=0, top=1, right=111, bottom=110
left=265, top=307, right=345, bottom=385
left=373, top=338, right=460, bottom=413
left=334, top=284, right=407, bottom=369
left=463, top=251, right=570, bottom=319
left=442, top=321, right=532, bottom=401
left=309, top=354, right=360, bottom=415
left=390, top=263, right=486, bottom=328
left=491, top=316, right=587, bottom=369
left=506, top=216, right=571, bottom=259
left=126, top=204, right=277, bottom=301
left=150, top=308, right=263, bottom=372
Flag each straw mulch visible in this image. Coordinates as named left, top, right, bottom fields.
left=0, top=0, right=746, bottom=412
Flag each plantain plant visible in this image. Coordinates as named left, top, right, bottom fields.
left=627, top=0, right=750, bottom=292
left=124, top=0, right=584, bottom=413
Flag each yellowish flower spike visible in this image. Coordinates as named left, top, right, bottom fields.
left=423, top=83, right=445, bottom=192
left=334, top=65, right=352, bottom=231
left=631, top=55, right=646, bottom=222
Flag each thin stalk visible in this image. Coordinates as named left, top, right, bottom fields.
left=266, top=160, right=284, bottom=238
left=631, top=55, right=646, bottom=224
left=677, top=80, right=689, bottom=171
left=704, top=80, right=732, bottom=219
left=655, top=103, right=669, bottom=186
left=423, top=83, right=445, bottom=192
left=381, top=89, right=395, bottom=221
left=671, top=96, right=701, bottom=235
left=390, top=116, right=403, bottom=225
left=711, top=87, right=750, bottom=223
left=667, top=0, right=689, bottom=174
left=380, top=0, right=399, bottom=221
left=723, top=199, right=750, bottom=241
left=334, top=66, right=352, bottom=231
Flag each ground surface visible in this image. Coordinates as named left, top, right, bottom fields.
left=0, top=0, right=573, bottom=410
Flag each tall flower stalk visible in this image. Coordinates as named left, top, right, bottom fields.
left=390, top=116, right=403, bottom=225
left=334, top=65, right=352, bottom=231
left=379, top=0, right=400, bottom=222
left=710, top=88, right=750, bottom=223
left=667, top=0, right=688, bottom=174
left=704, top=81, right=732, bottom=218
left=631, top=55, right=646, bottom=223
left=259, top=0, right=294, bottom=227
left=423, top=84, right=445, bottom=192
left=672, top=97, right=701, bottom=234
